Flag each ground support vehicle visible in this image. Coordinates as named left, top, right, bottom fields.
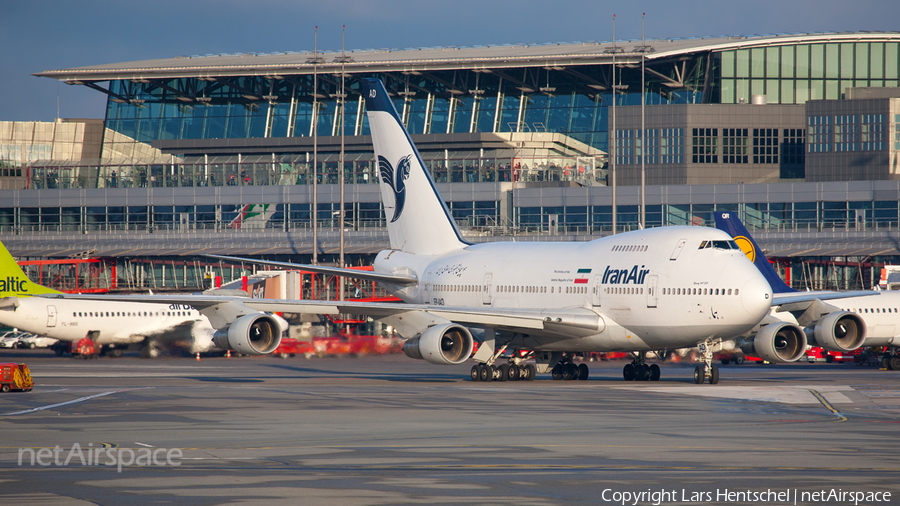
left=0, top=362, right=33, bottom=392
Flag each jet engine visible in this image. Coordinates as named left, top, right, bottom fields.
left=806, top=311, right=866, bottom=352
left=402, top=323, right=474, bottom=365
left=212, top=313, right=284, bottom=356
left=739, top=322, right=807, bottom=363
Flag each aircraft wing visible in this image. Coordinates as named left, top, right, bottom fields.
left=204, top=254, right=418, bottom=286
left=772, top=290, right=878, bottom=312
left=38, top=293, right=601, bottom=337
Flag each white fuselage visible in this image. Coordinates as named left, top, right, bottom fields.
left=0, top=296, right=212, bottom=348
left=375, top=226, right=773, bottom=352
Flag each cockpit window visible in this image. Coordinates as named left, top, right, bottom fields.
left=700, top=240, right=740, bottom=250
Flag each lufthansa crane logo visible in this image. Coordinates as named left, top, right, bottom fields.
left=379, top=154, right=412, bottom=223
left=733, top=236, right=755, bottom=262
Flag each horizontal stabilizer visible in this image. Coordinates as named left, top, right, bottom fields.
left=203, top=254, right=418, bottom=286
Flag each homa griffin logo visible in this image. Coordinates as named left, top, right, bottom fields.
left=379, top=154, right=412, bottom=222
left=0, top=276, right=28, bottom=293
left=602, top=265, right=650, bottom=285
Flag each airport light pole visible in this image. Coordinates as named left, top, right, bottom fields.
left=611, top=14, right=617, bottom=235
left=311, top=27, right=319, bottom=265
left=640, top=12, right=646, bottom=229
left=339, top=25, right=346, bottom=301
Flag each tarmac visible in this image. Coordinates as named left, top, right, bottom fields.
left=1, top=349, right=899, bottom=505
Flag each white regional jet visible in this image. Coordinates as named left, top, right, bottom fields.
left=43, top=78, right=823, bottom=384
left=0, top=243, right=283, bottom=358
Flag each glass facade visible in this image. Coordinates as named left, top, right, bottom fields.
left=4, top=196, right=897, bottom=235
left=719, top=41, right=900, bottom=104
left=99, top=57, right=713, bottom=165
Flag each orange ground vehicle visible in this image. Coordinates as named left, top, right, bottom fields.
left=0, top=363, right=34, bottom=392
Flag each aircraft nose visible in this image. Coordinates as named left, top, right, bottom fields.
left=740, top=272, right=772, bottom=317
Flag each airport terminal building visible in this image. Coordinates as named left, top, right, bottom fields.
left=2, top=31, right=900, bottom=291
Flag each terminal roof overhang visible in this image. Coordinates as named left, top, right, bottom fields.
left=34, top=32, right=900, bottom=83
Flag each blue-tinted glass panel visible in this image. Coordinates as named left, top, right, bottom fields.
left=431, top=98, right=450, bottom=134
left=475, top=96, right=497, bottom=133
left=452, top=97, right=473, bottom=134
left=406, top=98, right=428, bottom=135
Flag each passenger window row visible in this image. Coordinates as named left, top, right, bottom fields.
left=612, top=244, right=648, bottom=252
left=604, top=287, right=645, bottom=295
left=662, top=287, right=739, bottom=296
left=73, top=311, right=192, bottom=318
left=847, top=307, right=898, bottom=314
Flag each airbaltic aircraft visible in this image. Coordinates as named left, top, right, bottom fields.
left=0, top=242, right=283, bottom=357
left=57, top=78, right=864, bottom=384
left=715, top=212, right=900, bottom=369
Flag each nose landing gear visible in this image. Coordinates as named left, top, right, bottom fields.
left=693, top=340, right=720, bottom=384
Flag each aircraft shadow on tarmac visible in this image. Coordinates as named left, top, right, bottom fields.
left=186, top=377, right=265, bottom=383
left=262, top=362, right=460, bottom=383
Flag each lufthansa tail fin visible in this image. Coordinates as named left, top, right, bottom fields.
left=0, top=240, right=60, bottom=297
left=714, top=212, right=795, bottom=294
left=362, top=78, right=468, bottom=256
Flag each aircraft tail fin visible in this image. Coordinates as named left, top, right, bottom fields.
left=362, top=78, right=469, bottom=256
left=714, top=212, right=795, bottom=294
left=0, top=241, right=61, bottom=297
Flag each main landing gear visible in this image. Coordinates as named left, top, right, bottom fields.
left=550, top=358, right=589, bottom=381
left=470, top=345, right=537, bottom=382
left=470, top=362, right=536, bottom=382
left=622, top=352, right=660, bottom=381
left=693, top=339, right=720, bottom=384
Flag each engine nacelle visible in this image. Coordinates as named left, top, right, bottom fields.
left=212, top=313, right=284, bottom=356
left=402, top=323, right=474, bottom=365
left=807, top=311, right=866, bottom=352
left=740, top=322, right=807, bottom=363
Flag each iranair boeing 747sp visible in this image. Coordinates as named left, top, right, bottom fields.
left=0, top=242, right=284, bottom=357
left=44, top=78, right=783, bottom=383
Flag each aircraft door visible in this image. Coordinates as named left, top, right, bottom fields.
left=47, top=305, right=58, bottom=327
left=646, top=275, right=658, bottom=308
left=591, top=274, right=602, bottom=307
left=483, top=273, right=493, bottom=305
left=670, top=239, right=687, bottom=260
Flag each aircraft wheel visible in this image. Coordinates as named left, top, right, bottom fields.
left=890, top=356, right=900, bottom=371
left=562, top=363, right=575, bottom=381
left=576, top=363, right=589, bottom=381
left=498, top=364, right=510, bottom=382
left=649, top=364, right=661, bottom=381
left=693, top=365, right=705, bottom=384
left=623, top=363, right=635, bottom=381
left=471, top=364, right=482, bottom=382
left=709, top=365, right=720, bottom=384
left=734, top=355, right=745, bottom=365
left=481, top=364, right=493, bottom=382
left=635, top=364, right=650, bottom=381
left=524, top=364, right=536, bottom=381
left=551, top=365, right=562, bottom=381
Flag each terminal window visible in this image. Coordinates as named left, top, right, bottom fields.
left=691, top=128, right=718, bottom=164
left=753, top=128, right=779, bottom=164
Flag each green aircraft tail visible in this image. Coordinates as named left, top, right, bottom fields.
left=0, top=241, right=61, bottom=297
